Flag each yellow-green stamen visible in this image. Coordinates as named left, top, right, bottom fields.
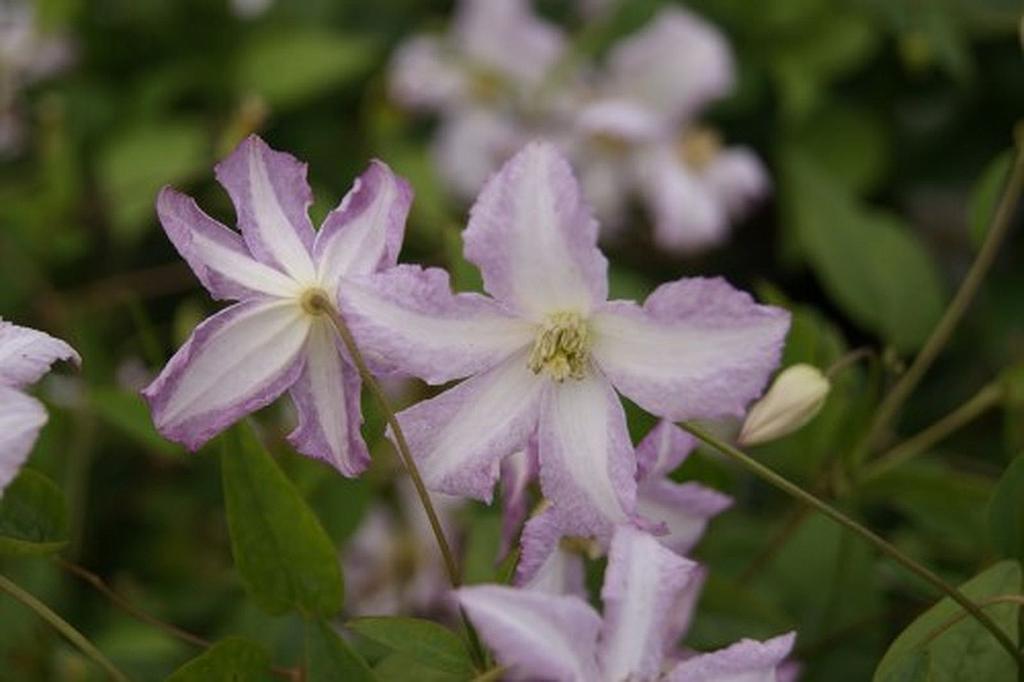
left=528, top=311, right=590, bottom=382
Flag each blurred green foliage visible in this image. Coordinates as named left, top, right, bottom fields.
left=0, top=0, right=1022, bottom=680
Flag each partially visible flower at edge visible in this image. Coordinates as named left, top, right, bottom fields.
left=338, top=141, right=789, bottom=539
left=458, top=525, right=796, bottom=682
left=0, top=319, right=79, bottom=494
left=141, top=135, right=412, bottom=476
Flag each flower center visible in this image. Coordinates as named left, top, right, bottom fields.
left=299, top=287, right=332, bottom=316
left=678, top=126, right=721, bottom=170
left=527, top=311, right=590, bottom=382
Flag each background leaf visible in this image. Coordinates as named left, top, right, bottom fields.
left=165, top=636, right=271, bottom=682
left=987, top=455, right=1024, bottom=562
left=221, top=425, right=343, bottom=617
left=305, top=619, right=377, bottom=682
left=0, top=469, right=69, bottom=556
left=347, top=617, right=474, bottom=679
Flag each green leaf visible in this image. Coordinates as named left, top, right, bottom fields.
left=222, top=425, right=343, bottom=617
left=969, top=150, right=1012, bottom=250
left=373, top=653, right=468, bottom=682
left=89, top=387, right=180, bottom=456
left=873, top=561, right=1021, bottom=682
left=236, top=30, right=376, bottom=108
left=165, top=636, right=271, bottom=681
left=793, top=104, right=889, bottom=193
left=987, top=455, right=1024, bottom=561
left=783, top=151, right=945, bottom=352
left=305, top=620, right=377, bottom=682
left=347, top=617, right=474, bottom=678
left=0, top=469, right=69, bottom=556
left=98, top=121, right=207, bottom=243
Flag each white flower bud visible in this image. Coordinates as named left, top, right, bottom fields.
left=738, top=364, right=830, bottom=446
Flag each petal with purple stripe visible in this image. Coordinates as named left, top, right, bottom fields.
left=0, top=320, right=80, bottom=389
left=635, top=420, right=696, bottom=481
left=215, top=135, right=317, bottom=282
left=515, top=508, right=586, bottom=598
left=592, top=277, right=790, bottom=422
left=664, top=633, right=796, bottom=682
left=142, top=299, right=310, bottom=450
left=287, top=321, right=369, bottom=477
left=0, top=387, right=48, bottom=494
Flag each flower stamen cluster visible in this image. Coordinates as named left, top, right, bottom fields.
left=527, top=311, right=590, bottom=382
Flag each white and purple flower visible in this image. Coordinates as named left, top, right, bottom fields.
left=339, top=141, right=789, bottom=538
left=458, top=525, right=796, bottom=682
left=0, top=319, right=79, bottom=494
left=142, top=135, right=412, bottom=476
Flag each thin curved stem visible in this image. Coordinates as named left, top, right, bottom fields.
left=314, top=296, right=486, bottom=667
left=922, top=595, right=1024, bottom=647
left=0, top=573, right=130, bottom=682
left=860, top=381, right=1005, bottom=483
left=860, top=141, right=1024, bottom=454
left=678, top=421, right=1024, bottom=671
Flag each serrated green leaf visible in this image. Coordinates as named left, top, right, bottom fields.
left=237, top=30, right=376, bottom=108
left=873, top=561, right=1021, bottom=682
left=98, top=121, right=207, bottom=242
left=988, top=456, right=1024, bottom=561
left=783, top=151, right=945, bottom=352
left=0, top=469, right=69, bottom=556
left=165, top=636, right=270, bottom=681
left=348, top=617, right=474, bottom=678
left=969, top=150, right=1012, bottom=250
left=222, top=425, right=343, bottom=617
left=305, top=620, right=377, bottom=682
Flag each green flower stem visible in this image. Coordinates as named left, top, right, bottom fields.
left=860, top=381, right=1005, bottom=483
left=0, top=573, right=130, bottom=682
left=678, top=421, right=1024, bottom=671
left=859, top=137, right=1024, bottom=455
left=316, top=298, right=487, bottom=668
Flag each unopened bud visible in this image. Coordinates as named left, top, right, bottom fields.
left=739, top=364, right=830, bottom=446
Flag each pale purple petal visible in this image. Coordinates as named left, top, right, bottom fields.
left=214, top=135, right=317, bottom=282
left=598, top=526, right=701, bottom=682
left=637, top=480, right=732, bottom=555
left=635, top=420, right=697, bottom=481
left=607, top=7, right=734, bottom=120
left=515, top=509, right=586, bottom=598
left=286, top=321, right=368, bottom=477
left=636, top=147, right=729, bottom=254
left=664, top=565, right=708, bottom=654
left=141, top=300, right=309, bottom=450
left=0, top=320, right=80, bottom=388
left=576, top=153, right=630, bottom=237
left=575, top=99, right=665, bottom=144
left=464, top=141, right=608, bottom=318
left=156, top=187, right=299, bottom=300
left=457, top=585, right=602, bottom=681
left=499, top=444, right=537, bottom=558
left=313, top=160, right=412, bottom=286
left=388, top=34, right=467, bottom=111
left=705, top=147, right=770, bottom=220
left=338, top=265, right=533, bottom=385
left=432, top=108, right=525, bottom=200
left=0, top=386, right=47, bottom=494
left=665, top=633, right=797, bottom=682
left=592, top=277, right=790, bottom=421
left=455, top=0, right=566, bottom=90
left=395, top=355, right=544, bottom=502
left=537, top=374, right=637, bottom=538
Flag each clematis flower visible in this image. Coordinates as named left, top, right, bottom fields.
left=569, top=7, right=769, bottom=252
left=458, top=525, right=796, bottom=682
left=0, top=319, right=79, bottom=493
left=515, top=421, right=732, bottom=594
left=142, top=135, right=412, bottom=476
left=338, top=142, right=789, bottom=537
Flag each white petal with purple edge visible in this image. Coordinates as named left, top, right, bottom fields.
left=156, top=188, right=299, bottom=300
left=388, top=35, right=466, bottom=111
left=339, top=265, right=533, bottom=385
left=457, top=585, right=602, bottom=682
left=286, top=321, right=368, bottom=477
left=705, top=147, right=770, bottom=220
left=0, top=320, right=80, bottom=388
left=314, top=160, right=412, bottom=285
left=664, top=633, right=796, bottom=682
left=215, top=136, right=317, bottom=282
left=537, top=374, right=636, bottom=538
left=637, top=479, right=732, bottom=555
left=464, top=142, right=608, bottom=318
left=635, top=420, right=696, bottom=481
left=592, top=277, right=790, bottom=421
left=0, top=386, right=48, bottom=494
left=142, top=299, right=310, bottom=450
left=598, top=526, right=700, bottom=682
left=395, top=354, right=544, bottom=502
left=499, top=445, right=537, bottom=557
left=432, top=108, right=524, bottom=200
left=515, top=509, right=586, bottom=597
